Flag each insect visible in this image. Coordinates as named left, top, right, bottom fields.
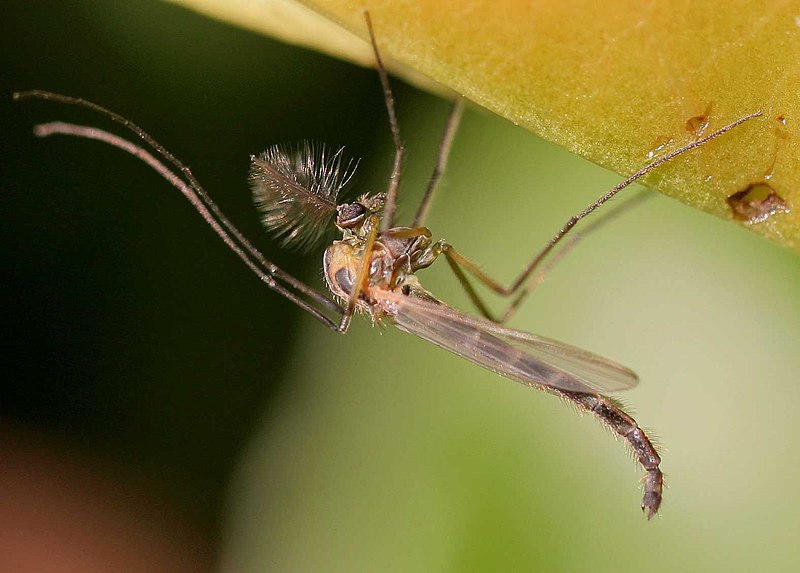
left=14, top=11, right=760, bottom=518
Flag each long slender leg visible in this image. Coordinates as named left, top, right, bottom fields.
left=337, top=216, right=380, bottom=331
left=440, top=236, right=581, bottom=322
left=496, top=112, right=763, bottom=298
left=14, top=90, right=341, bottom=315
left=363, top=11, right=404, bottom=232
left=437, top=112, right=763, bottom=322
left=31, top=121, right=346, bottom=330
left=489, top=194, right=655, bottom=321
left=557, top=389, right=663, bottom=519
left=413, top=99, right=465, bottom=227
left=16, top=93, right=351, bottom=330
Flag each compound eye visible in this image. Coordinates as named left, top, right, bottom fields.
left=336, top=202, right=367, bottom=228
left=334, top=267, right=354, bottom=296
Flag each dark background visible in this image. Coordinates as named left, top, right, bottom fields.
left=2, top=0, right=425, bottom=557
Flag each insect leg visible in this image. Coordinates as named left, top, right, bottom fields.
left=336, top=217, right=381, bottom=332
left=434, top=112, right=763, bottom=322
left=15, top=93, right=348, bottom=330
left=14, top=90, right=342, bottom=316
left=363, top=11, right=405, bottom=232
left=427, top=240, right=574, bottom=321
left=412, top=99, right=465, bottom=227
left=494, top=112, right=763, bottom=318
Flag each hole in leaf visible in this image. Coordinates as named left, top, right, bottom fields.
left=727, top=182, right=790, bottom=224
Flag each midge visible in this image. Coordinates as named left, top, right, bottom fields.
left=15, top=12, right=760, bottom=519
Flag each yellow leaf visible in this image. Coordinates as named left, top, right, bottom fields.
left=168, top=0, right=800, bottom=250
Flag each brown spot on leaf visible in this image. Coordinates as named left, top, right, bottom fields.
left=685, top=103, right=713, bottom=138
left=727, top=183, right=790, bottom=224
left=685, top=113, right=710, bottom=137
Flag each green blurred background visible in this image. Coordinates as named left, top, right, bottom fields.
left=3, top=1, right=800, bottom=571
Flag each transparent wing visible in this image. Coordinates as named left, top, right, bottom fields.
left=379, top=289, right=638, bottom=393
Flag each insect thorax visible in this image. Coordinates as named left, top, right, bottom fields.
left=323, top=222, right=437, bottom=313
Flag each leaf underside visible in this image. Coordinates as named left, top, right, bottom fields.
left=167, top=0, right=800, bottom=251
